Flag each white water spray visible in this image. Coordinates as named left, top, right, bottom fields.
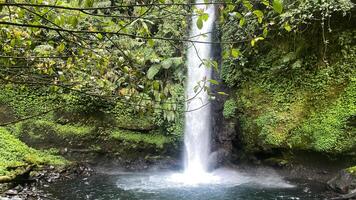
left=169, top=0, right=218, bottom=184
left=184, top=0, right=215, bottom=175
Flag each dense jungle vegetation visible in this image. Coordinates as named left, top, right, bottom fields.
left=0, top=0, right=355, bottom=181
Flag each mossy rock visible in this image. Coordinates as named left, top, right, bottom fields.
left=111, top=130, right=172, bottom=149
left=17, top=120, right=96, bottom=149
left=328, top=167, right=356, bottom=194
left=264, top=157, right=289, bottom=167
left=347, top=166, right=356, bottom=176
left=0, top=127, right=67, bottom=177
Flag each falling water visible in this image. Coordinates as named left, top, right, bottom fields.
left=113, top=0, right=294, bottom=189
left=182, top=0, right=216, bottom=183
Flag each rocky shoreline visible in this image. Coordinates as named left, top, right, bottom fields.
left=0, top=163, right=94, bottom=200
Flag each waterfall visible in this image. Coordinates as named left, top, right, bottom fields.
left=114, top=1, right=295, bottom=189
left=183, top=0, right=216, bottom=180
left=168, top=0, right=222, bottom=185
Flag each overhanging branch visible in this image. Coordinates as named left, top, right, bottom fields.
left=0, top=21, right=244, bottom=44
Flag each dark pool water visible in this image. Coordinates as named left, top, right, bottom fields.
left=41, top=170, right=328, bottom=200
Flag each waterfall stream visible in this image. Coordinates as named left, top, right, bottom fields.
left=184, top=0, right=216, bottom=176
left=167, top=0, right=220, bottom=185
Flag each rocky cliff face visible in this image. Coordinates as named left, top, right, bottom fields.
left=209, top=23, right=241, bottom=167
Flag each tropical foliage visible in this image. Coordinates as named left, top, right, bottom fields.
left=0, top=0, right=355, bottom=179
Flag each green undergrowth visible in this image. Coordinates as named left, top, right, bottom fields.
left=22, top=120, right=95, bottom=139
left=112, top=102, right=156, bottom=130
left=9, top=118, right=174, bottom=151
left=20, top=119, right=174, bottom=147
left=223, top=23, right=356, bottom=154
left=0, top=127, right=66, bottom=176
left=111, top=130, right=172, bottom=148
left=0, top=81, right=180, bottom=159
left=223, top=99, right=238, bottom=119
left=237, top=77, right=355, bottom=153
left=0, top=85, right=57, bottom=119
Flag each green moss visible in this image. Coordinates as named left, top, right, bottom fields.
left=237, top=74, right=355, bottom=153
left=0, top=127, right=66, bottom=176
left=111, top=130, right=172, bottom=148
left=230, top=29, right=356, bottom=153
left=23, top=120, right=94, bottom=139
left=223, top=99, right=238, bottom=119
left=42, top=120, right=93, bottom=137
left=346, top=166, right=356, bottom=175
left=295, top=79, right=356, bottom=152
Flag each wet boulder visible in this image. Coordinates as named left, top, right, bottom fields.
left=327, top=167, right=356, bottom=194
left=208, top=148, right=230, bottom=170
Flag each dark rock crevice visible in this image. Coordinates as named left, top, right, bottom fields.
left=209, top=18, right=241, bottom=168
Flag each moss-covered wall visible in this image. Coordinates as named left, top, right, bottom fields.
left=0, top=84, right=183, bottom=163
left=221, top=5, right=356, bottom=155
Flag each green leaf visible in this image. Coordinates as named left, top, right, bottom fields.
left=201, top=13, right=209, bottom=21
left=273, top=0, right=283, bottom=14
left=242, top=0, right=253, bottom=10
left=84, top=0, right=94, bottom=8
left=222, top=50, right=230, bottom=59
left=251, top=37, right=265, bottom=47
left=34, top=44, right=54, bottom=55
left=196, top=18, right=203, bottom=29
left=292, top=60, right=302, bottom=69
left=54, top=16, right=64, bottom=26
left=239, top=17, right=245, bottom=27
left=153, top=81, right=160, bottom=90
left=160, top=57, right=182, bottom=69
left=208, top=79, right=219, bottom=85
left=148, top=39, right=155, bottom=47
left=218, top=92, right=229, bottom=96
left=263, top=27, right=268, bottom=37
left=231, top=48, right=240, bottom=58
left=141, top=21, right=149, bottom=34
left=56, top=43, right=65, bottom=53
left=147, top=65, right=161, bottom=80
left=253, top=10, right=264, bottom=23
left=226, top=5, right=236, bottom=12
left=161, top=59, right=172, bottom=69
left=284, top=22, right=292, bottom=32
left=171, top=57, right=183, bottom=66
left=261, top=0, right=270, bottom=6
left=69, top=16, right=79, bottom=27
left=234, top=12, right=243, bottom=19
left=212, top=60, right=219, bottom=72
left=97, top=33, right=103, bottom=40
